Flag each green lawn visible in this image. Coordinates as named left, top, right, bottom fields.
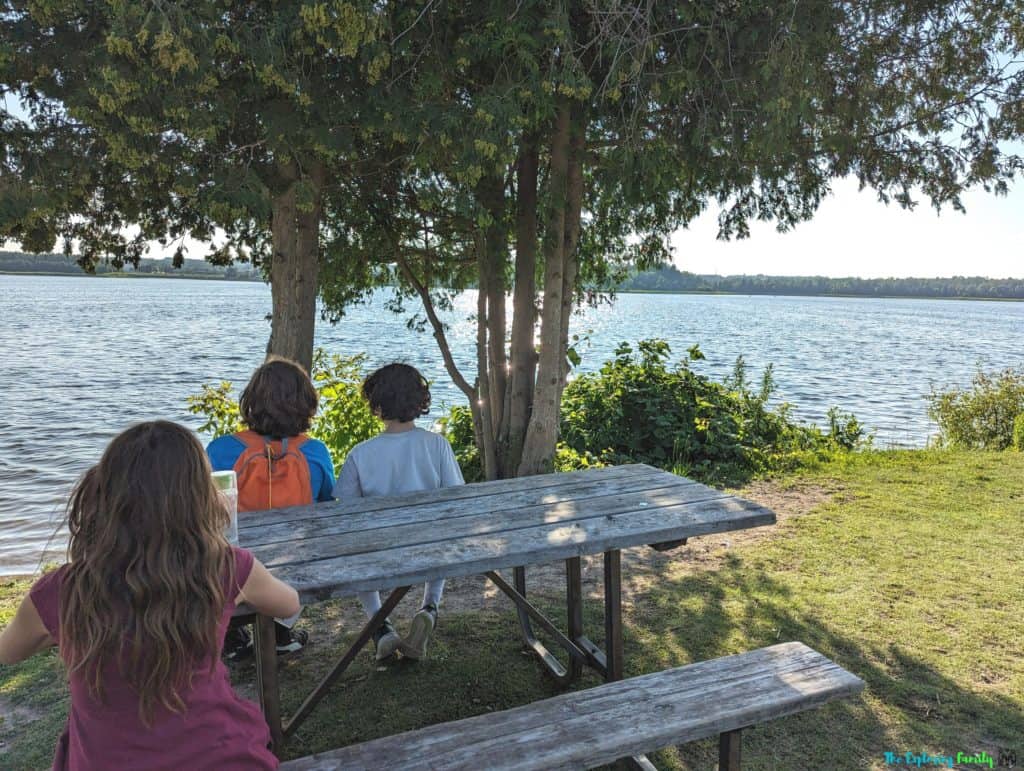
left=2, top=450, right=1021, bottom=769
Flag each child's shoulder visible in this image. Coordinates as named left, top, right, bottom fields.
left=299, top=436, right=333, bottom=461
left=205, top=433, right=246, bottom=469
left=206, top=433, right=245, bottom=451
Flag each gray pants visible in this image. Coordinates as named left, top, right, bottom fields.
left=358, top=580, right=444, bottom=620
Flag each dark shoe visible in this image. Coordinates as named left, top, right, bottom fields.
left=224, top=625, right=254, bottom=662
left=372, top=619, right=401, bottom=661
left=275, top=624, right=309, bottom=655
left=400, top=605, right=438, bottom=661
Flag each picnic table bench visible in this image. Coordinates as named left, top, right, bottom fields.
left=236, top=463, right=845, bottom=766
left=279, top=641, right=863, bottom=770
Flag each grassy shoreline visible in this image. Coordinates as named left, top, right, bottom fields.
left=2, top=449, right=1022, bottom=769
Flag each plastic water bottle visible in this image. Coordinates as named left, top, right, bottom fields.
left=212, top=470, right=239, bottom=545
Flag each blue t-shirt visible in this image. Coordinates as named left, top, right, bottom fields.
left=206, top=434, right=336, bottom=503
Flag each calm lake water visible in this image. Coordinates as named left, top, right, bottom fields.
left=2, top=274, right=1021, bottom=574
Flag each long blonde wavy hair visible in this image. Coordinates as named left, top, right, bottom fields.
left=59, top=421, right=233, bottom=724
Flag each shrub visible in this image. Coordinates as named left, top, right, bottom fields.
left=927, top=368, right=1024, bottom=450
left=187, top=350, right=382, bottom=466
left=438, top=405, right=605, bottom=483
left=1012, top=412, right=1024, bottom=452
left=558, top=340, right=862, bottom=485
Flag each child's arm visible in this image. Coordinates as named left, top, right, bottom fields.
left=0, top=595, right=55, bottom=665
left=333, top=453, right=363, bottom=498
left=440, top=439, right=466, bottom=488
left=308, top=441, right=337, bottom=502
left=236, top=559, right=302, bottom=620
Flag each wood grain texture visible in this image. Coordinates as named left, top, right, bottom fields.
left=238, top=465, right=776, bottom=603
left=239, top=464, right=659, bottom=532
left=269, top=497, right=774, bottom=602
left=279, top=642, right=864, bottom=771
left=244, top=469, right=690, bottom=549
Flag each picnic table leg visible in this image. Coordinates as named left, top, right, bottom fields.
left=601, top=550, right=654, bottom=771
left=603, top=548, right=624, bottom=682
left=282, top=586, right=411, bottom=740
left=500, top=567, right=581, bottom=685
left=719, top=729, right=742, bottom=770
left=254, top=613, right=284, bottom=751
left=565, top=557, right=584, bottom=682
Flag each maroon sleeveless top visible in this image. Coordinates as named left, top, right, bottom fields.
left=30, top=547, right=277, bottom=770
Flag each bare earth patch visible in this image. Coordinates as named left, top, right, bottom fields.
left=0, top=697, right=45, bottom=756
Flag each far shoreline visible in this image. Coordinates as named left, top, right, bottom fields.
left=5, top=270, right=1023, bottom=302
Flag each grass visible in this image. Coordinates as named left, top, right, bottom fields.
left=2, top=449, right=1022, bottom=769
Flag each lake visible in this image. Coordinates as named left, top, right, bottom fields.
left=2, top=274, right=1021, bottom=574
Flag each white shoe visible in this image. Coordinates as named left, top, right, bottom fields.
left=400, top=605, right=437, bottom=660
left=373, top=620, right=401, bottom=661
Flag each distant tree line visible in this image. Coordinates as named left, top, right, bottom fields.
left=0, top=251, right=261, bottom=280
left=619, top=265, right=1024, bottom=300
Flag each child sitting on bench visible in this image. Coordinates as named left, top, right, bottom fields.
left=335, top=362, right=464, bottom=661
left=207, top=357, right=336, bottom=657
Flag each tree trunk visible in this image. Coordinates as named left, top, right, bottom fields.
left=267, top=161, right=324, bottom=373
left=518, top=103, right=572, bottom=477
left=476, top=173, right=508, bottom=479
left=559, top=114, right=586, bottom=381
left=476, top=230, right=499, bottom=481
left=500, top=137, right=540, bottom=477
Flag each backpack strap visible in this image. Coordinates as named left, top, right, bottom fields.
left=235, top=430, right=267, bottom=452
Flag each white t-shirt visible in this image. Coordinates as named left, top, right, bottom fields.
left=334, top=427, right=465, bottom=498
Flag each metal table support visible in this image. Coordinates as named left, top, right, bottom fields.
left=252, top=585, right=411, bottom=750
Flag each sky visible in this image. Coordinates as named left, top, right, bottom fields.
left=671, top=175, right=1024, bottom=279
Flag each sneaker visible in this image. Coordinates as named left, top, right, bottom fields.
left=372, top=619, right=401, bottom=661
left=275, top=625, right=309, bottom=655
left=224, top=625, right=254, bottom=662
left=400, top=605, right=437, bottom=661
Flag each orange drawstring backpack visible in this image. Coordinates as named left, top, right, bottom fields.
left=232, top=431, right=314, bottom=512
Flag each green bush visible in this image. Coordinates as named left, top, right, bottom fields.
left=927, top=368, right=1024, bottom=450
left=186, top=349, right=382, bottom=466
left=438, top=405, right=605, bottom=483
left=558, top=340, right=863, bottom=485
left=1012, top=413, right=1024, bottom=452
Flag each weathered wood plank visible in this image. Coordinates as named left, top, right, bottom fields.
left=242, top=468, right=690, bottom=549
left=254, top=481, right=725, bottom=567
left=239, top=463, right=661, bottom=532
left=265, top=496, right=775, bottom=602
left=279, top=642, right=864, bottom=771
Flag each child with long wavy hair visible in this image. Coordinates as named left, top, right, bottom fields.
left=0, top=421, right=299, bottom=770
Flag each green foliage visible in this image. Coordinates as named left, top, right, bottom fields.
left=436, top=406, right=482, bottom=482
left=439, top=405, right=604, bottom=483
left=619, top=265, right=1024, bottom=300
left=187, top=381, right=243, bottom=437
left=186, top=349, right=382, bottom=465
left=558, top=340, right=864, bottom=485
left=309, top=349, right=383, bottom=460
left=1013, top=413, right=1024, bottom=452
left=928, top=369, right=1024, bottom=450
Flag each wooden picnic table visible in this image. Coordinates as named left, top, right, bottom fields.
left=237, top=463, right=777, bottom=752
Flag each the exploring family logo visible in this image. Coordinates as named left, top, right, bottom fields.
left=882, top=749, right=1017, bottom=768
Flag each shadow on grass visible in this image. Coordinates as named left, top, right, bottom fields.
left=624, top=554, right=1023, bottom=769
left=2, top=554, right=1021, bottom=770
left=268, top=553, right=1022, bottom=769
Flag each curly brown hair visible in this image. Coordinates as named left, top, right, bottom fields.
left=363, top=363, right=431, bottom=423
left=59, top=421, right=233, bottom=726
left=239, top=357, right=318, bottom=438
